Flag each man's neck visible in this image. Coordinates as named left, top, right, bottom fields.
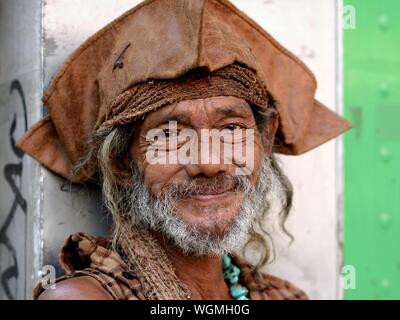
left=152, top=232, right=232, bottom=300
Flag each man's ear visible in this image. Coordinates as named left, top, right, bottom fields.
left=263, top=109, right=280, bottom=157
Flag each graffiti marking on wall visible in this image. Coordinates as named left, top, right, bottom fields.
left=0, top=80, right=28, bottom=299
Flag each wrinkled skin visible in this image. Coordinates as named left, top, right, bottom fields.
left=130, top=96, right=265, bottom=236
left=40, top=96, right=278, bottom=300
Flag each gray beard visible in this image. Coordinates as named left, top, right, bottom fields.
left=127, top=158, right=282, bottom=256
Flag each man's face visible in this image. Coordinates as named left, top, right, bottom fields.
left=129, top=96, right=266, bottom=237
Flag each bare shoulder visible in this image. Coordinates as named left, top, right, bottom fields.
left=38, top=276, right=113, bottom=300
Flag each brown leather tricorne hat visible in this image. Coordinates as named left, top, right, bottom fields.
left=16, top=0, right=352, bottom=184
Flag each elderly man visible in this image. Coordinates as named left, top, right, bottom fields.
left=17, top=0, right=351, bottom=300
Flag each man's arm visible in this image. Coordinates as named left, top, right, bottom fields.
left=38, top=276, right=113, bottom=300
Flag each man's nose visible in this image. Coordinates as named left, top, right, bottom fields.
left=184, top=139, right=230, bottom=178
left=183, top=126, right=237, bottom=178
left=185, top=162, right=229, bottom=178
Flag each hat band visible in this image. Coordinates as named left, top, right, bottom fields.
left=99, top=63, right=272, bottom=130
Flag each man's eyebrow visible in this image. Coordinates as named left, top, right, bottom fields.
left=214, top=104, right=251, bottom=117
left=146, top=113, right=191, bottom=127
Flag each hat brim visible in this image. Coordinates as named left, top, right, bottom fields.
left=274, top=100, right=352, bottom=155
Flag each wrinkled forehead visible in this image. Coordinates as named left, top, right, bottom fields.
left=142, top=96, right=254, bottom=129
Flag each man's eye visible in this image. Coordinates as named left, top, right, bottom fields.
left=163, top=129, right=179, bottom=138
left=224, top=124, right=242, bottom=131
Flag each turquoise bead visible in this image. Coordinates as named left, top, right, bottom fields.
left=223, top=255, right=231, bottom=269
left=230, top=284, right=249, bottom=299
left=222, top=254, right=250, bottom=300
left=224, top=264, right=240, bottom=284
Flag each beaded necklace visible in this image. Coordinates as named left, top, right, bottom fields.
left=222, top=255, right=250, bottom=300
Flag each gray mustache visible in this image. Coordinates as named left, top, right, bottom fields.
left=162, top=174, right=251, bottom=199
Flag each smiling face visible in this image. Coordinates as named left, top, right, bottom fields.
left=128, top=96, right=274, bottom=238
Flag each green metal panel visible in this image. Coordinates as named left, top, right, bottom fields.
left=344, top=0, right=400, bottom=299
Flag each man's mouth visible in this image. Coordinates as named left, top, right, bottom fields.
left=164, top=175, right=246, bottom=201
left=189, top=191, right=238, bottom=201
